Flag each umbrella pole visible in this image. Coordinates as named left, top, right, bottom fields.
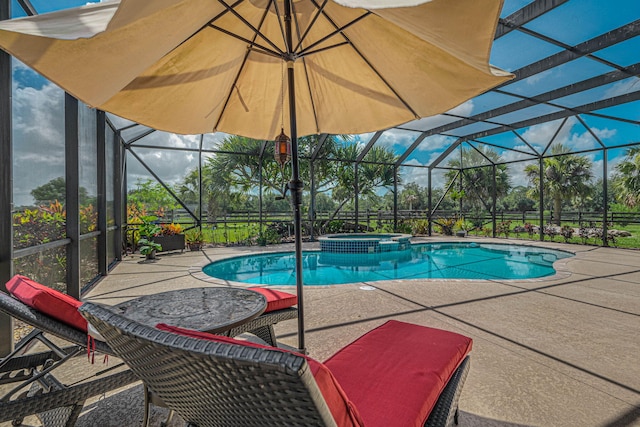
left=284, top=0, right=305, bottom=353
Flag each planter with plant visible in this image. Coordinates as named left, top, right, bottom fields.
left=454, top=218, right=473, bottom=237
left=185, top=228, right=204, bottom=251
left=153, top=223, right=185, bottom=252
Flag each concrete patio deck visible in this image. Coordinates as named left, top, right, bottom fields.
left=5, top=237, right=639, bottom=427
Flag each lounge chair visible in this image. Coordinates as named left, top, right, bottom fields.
left=0, top=290, right=139, bottom=427
left=1, top=276, right=299, bottom=426
left=80, top=301, right=473, bottom=427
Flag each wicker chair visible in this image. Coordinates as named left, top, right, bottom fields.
left=80, top=301, right=473, bottom=427
left=0, top=291, right=139, bottom=427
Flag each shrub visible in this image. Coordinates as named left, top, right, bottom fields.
left=560, top=225, right=574, bottom=242
left=496, top=220, right=512, bottom=238
left=395, top=221, right=412, bottom=234
left=524, top=223, right=536, bottom=236
left=544, top=225, right=558, bottom=241
left=411, top=219, right=430, bottom=235
left=257, top=225, right=282, bottom=245
left=324, top=220, right=345, bottom=234
left=436, top=217, right=455, bottom=236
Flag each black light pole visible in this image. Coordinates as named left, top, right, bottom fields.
left=284, top=0, right=305, bottom=352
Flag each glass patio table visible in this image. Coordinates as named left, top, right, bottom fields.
left=112, top=287, right=267, bottom=334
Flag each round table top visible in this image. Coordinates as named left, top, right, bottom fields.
left=113, top=287, right=267, bottom=334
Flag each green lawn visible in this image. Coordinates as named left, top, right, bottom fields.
left=468, top=222, right=640, bottom=249
left=198, top=218, right=640, bottom=250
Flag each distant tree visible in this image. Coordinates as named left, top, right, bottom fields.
left=613, top=146, right=640, bottom=208
left=499, top=186, right=535, bottom=213
left=524, top=144, right=593, bottom=225
left=399, top=182, right=426, bottom=211
left=444, top=146, right=510, bottom=211
left=306, top=192, right=337, bottom=214
left=178, top=135, right=397, bottom=222
left=31, top=176, right=90, bottom=206
left=327, top=145, right=397, bottom=221
left=571, top=178, right=615, bottom=212
left=127, top=179, right=179, bottom=215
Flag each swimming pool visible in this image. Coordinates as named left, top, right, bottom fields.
left=202, top=242, right=573, bottom=286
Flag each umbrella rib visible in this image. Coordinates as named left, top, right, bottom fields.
left=305, top=7, right=420, bottom=120
left=208, top=23, right=283, bottom=58
left=291, top=1, right=321, bottom=134
left=293, top=0, right=329, bottom=53
left=216, top=0, right=285, bottom=56
left=298, top=41, right=350, bottom=59
left=212, top=3, right=274, bottom=133
left=270, top=0, right=289, bottom=55
left=296, top=10, right=371, bottom=57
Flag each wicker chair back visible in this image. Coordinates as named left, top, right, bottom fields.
left=80, top=302, right=338, bottom=427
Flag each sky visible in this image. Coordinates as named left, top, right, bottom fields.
left=7, top=0, right=640, bottom=206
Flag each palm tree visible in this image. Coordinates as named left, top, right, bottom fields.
left=614, top=146, right=640, bottom=208
left=524, top=144, right=593, bottom=225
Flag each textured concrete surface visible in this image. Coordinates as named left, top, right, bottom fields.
left=4, top=237, right=639, bottom=427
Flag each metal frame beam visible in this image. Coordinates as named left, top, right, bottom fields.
left=65, top=93, right=80, bottom=299
left=396, top=21, right=640, bottom=164
left=113, top=130, right=124, bottom=262
left=460, top=91, right=640, bottom=141
left=496, top=0, right=569, bottom=39
left=127, top=147, right=199, bottom=221
left=0, top=0, right=13, bottom=356
left=355, top=131, right=383, bottom=163
left=97, top=110, right=108, bottom=277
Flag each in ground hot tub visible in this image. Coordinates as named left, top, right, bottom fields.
left=318, top=233, right=412, bottom=254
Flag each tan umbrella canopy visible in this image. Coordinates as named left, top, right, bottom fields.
left=0, top=0, right=511, bottom=139
left=0, top=0, right=511, bottom=350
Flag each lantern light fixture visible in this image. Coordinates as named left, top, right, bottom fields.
left=274, top=128, right=291, bottom=167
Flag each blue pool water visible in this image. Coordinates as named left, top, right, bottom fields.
left=203, top=242, right=573, bottom=286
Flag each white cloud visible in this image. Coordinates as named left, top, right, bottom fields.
left=524, top=69, right=553, bottom=86
left=12, top=82, right=66, bottom=206
left=400, top=157, right=447, bottom=188
left=11, top=73, right=204, bottom=206
left=417, top=134, right=457, bottom=152
left=500, top=144, right=537, bottom=163
left=506, top=163, right=532, bottom=187
left=604, top=78, right=640, bottom=99
left=377, top=129, right=421, bottom=149
left=403, top=100, right=474, bottom=132
left=520, top=119, right=571, bottom=148
left=517, top=117, right=616, bottom=153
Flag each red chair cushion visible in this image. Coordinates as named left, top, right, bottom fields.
left=5, top=275, right=87, bottom=332
left=156, top=323, right=363, bottom=427
left=323, top=320, right=473, bottom=427
left=248, top=287, right=298, bottom=312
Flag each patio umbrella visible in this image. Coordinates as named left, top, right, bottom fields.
left=0, top=0, right=512, bottom=351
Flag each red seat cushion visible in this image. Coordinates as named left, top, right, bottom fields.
left=5, top=275, right=87, bottom=332
left=323, top=320, right=472, bottom=427
left=248, top=287, right=297, bottom=312
left=156, top=323, right=363, bottom=427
